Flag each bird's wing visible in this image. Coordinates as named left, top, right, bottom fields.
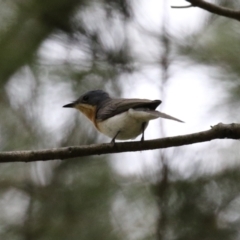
left=96, top=98, right=161, bottom=121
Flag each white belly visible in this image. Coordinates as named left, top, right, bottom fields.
left=97, top=108, right=158, bottom=140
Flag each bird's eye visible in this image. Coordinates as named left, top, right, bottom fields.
left=82, top=95, right=89, bottom=102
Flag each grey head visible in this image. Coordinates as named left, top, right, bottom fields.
left=63, top=90, right=111, bottom=108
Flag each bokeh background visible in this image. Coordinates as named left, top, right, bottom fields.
left=1, top=0, right=240, bottom=239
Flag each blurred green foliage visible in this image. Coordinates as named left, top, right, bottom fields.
left=0, top=0, right=240, bottom=239
left=176, top=1, right=240, bottom=108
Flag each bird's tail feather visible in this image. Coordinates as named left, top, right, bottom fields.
left=148, top=110, right=184, bottom=123
left=129, top=108, right=184, bottom=123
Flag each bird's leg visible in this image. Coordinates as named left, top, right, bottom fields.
left=141, top=122, right=146, bottom=142
left=111, top=131, right=120, bottom=145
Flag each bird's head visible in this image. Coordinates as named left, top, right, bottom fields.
left=63, top=90, right=110, bottom=121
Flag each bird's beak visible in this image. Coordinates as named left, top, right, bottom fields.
left=63, top=102, right=76, bottom=108
left=63, top=102, right=92, bottom=111
left=63, top=102, right=95, bottom=121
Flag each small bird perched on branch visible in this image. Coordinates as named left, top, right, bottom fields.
left=63, top=90, right=184, bottom=143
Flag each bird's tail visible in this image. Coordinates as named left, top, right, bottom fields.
left=148, top=110, right=184, bottom=123
left=129, top=108, right=184, bottom=123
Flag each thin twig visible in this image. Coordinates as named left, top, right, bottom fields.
left=171, top=5, right=193, bottom=9
left=185, top=0, right=240, bottom=22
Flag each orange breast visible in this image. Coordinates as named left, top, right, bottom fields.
left=76, top=104, right=98, bottom=128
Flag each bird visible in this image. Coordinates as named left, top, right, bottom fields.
left=63, top=90, right=184, bottom=143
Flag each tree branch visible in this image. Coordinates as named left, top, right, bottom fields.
left=183, top=0, right=240, bottom=22
left=0, top=123, right=240, bottom=163
left=171, top=4, right=193, bottom=9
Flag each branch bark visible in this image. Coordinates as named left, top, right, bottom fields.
left=0, top=123, right=240, bottom=163
left=183, top=0, right=240, bottom=22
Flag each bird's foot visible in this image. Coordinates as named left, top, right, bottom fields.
left=110, top=131, right=120, bottom=146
